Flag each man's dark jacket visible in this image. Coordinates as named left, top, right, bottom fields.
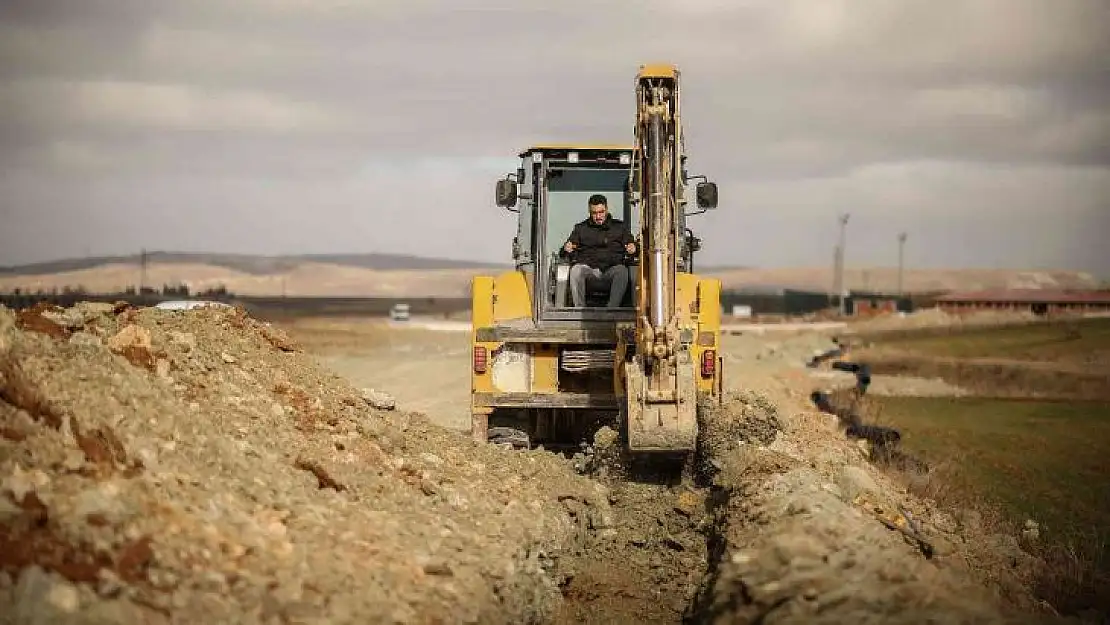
left=561, top=216, right=635, bottom=271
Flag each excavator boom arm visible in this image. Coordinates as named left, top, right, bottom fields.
left=624, top=65, right=699, bottom=453
left=633, top=69, right=682, bottom=363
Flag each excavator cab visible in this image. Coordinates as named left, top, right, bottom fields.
left=546, top=166, right=637, bottom=309
left=494, top=146, right=716, bottom=320
left=473, top=64, right=723, bottom=455
left=496, top=146, right=638, bottom=318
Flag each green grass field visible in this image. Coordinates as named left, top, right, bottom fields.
left=870, top=395, right=1110, bottom=613
left=861, top=319, right=1110, bottom=612
left=874, top=316, right=1110, bottom=364
left=863, top=317, right=1110, bottom=614
left=871, top=396, right=1110, bottom=540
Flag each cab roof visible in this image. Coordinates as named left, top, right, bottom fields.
left=518, top=144, right=633, bottom=158
left=637, top=63, right=679, bottom=79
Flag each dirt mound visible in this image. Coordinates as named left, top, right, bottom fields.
left=692, top=391, right=784, bottom=484
left=0, top=303, right=610, bottom=624
left=695, top=452, right=1036, bottom=624
left=856, top=352, right=1110, bottom=401
left=847, top=308, right=1041, bottom=336
left=548, top=390, right=1064, bottom=624
left=688, top=395, right=1065, bottom=625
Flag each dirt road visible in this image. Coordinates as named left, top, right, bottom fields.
left=278, top=317, right=849, bottom=431
left=281, top=317, right=473, bottom=430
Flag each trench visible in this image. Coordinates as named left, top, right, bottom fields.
left=537, top=394, right=770, bottom=625
left=494, top=368, right=1047, bottom=624
left=545, top=452, right=732, bottom=625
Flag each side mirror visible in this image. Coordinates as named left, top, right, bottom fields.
left=495, top=178, right=517, bottom=208
left=696, top=181, right=718, bottom=209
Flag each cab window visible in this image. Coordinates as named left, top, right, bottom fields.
left=544, top=166, right=635, bottom=308
left=544, top=167, right=631, bottom=263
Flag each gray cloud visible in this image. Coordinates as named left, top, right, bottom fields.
left=1, top=0, right=1108, bottom=275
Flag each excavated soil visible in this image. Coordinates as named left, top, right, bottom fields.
left=0, top=303, right=612, bottom=624
left=0, top=303, right=1078, bottom=624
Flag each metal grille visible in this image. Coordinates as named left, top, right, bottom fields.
left=560, top=349, right=616, bottom=372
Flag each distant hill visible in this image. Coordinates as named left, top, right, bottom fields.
left=693, top=264, right=754, bottom=272
left=0, top=252, right=1099, bottom=299
left=707, top=266, right=1101, bottom=295
left=0, top=252, right=511, bottom=276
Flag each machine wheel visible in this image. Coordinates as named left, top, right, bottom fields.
left=488, top=427, right=531, bottom=449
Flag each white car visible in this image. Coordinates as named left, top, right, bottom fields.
left=389, top=303, right=410, bottom=322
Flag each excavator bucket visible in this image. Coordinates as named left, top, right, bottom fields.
left=623, top=352, right=698, bottom=452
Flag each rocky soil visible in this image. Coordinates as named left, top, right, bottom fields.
left=691, top=397, right=1054, bottom=625
left=0, top=303, right=1082, bottom=624
left=0, top=303, right=609, bottom=624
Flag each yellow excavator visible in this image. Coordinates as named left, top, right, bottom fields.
left=470, top=63, right=722, bottom=455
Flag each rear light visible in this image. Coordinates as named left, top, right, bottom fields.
left=701, top=350, right=716, bottom=378
left=473, top=346, right=488, bottom=373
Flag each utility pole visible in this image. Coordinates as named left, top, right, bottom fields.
left=834, top=213, right=850, bottom=316
left=139, top=248, right=148, bottom=293
left=897, top=232, right=907, bottom=295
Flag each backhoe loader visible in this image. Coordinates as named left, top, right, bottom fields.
left=470, top=63, right=722, bottom=455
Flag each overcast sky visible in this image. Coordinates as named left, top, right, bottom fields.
left=1, top=0, right=1108, bottom=275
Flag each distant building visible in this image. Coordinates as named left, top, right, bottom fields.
left=844, top=291, right=914, bottom=316
left=720, top=286, right=831, bottom=316
left=935, top=289, right=1110, bottom=315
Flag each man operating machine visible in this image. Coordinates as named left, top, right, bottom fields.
left=560, top=194, right=637, bottom=308
left=472, top=63, right=723, bottom=455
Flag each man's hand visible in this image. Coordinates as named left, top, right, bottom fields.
left=564, top=241, right=577, bottom=254
left=625, top=242, right=636, bottom=254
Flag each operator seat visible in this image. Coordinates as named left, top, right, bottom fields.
left=583, top=271, right=632, bottom=307
left=551, top=253, right=637, bottom=308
